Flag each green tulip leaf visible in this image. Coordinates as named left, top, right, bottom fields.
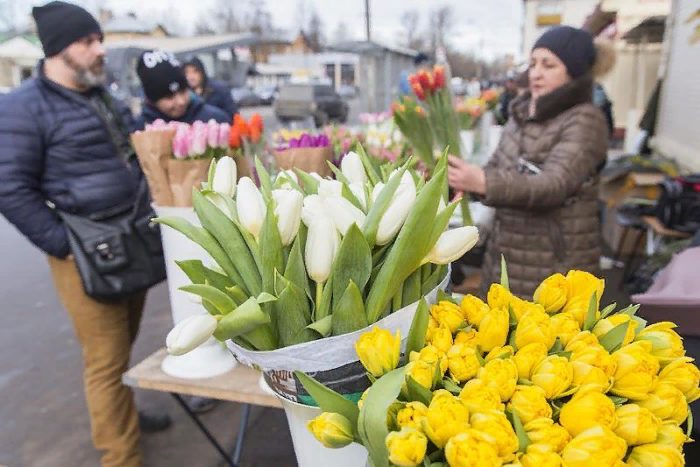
left=406, top=376, right=433, bottom=405
left=254, top=156, right=273, bottom=201
left=327, top=161, right=351, bottom=185
left=500, top=255, right=510, bottom=291
left=599, top=322, right=631, bottom=353
left=620, top=304, right=641, bottom=317
left=284, top=233, right=312, bottom=299
left=600, top=302, right=618, bottom=319
left=213, top=297, right=272, bottom=341
left=355, top=144, right=381, bottom=186
left=307, top=315, right=333, bottom=337
left=440, top=377, right=463, bottom=395
left=225, top=286, right=248, bottom=305
left=422, top=265, right=447, bottom=295
left=258, top=203, right=284, bottom=295
left=331, top=224, right=373, bottom=310
left=401, top=269, right=423, bottom=311
left=256, top=292, right=277, bottom=305
left=508, top=409, right=531, bottom=452
left=405, top=299, right=430, bottom=356
left=206, top=157, right=216, bottom=189
left=341, top=182, right=366, bottom=212
left=332, top=281, right=369, bottom=335
left=293, top=168, right=319, bottom=195
left=294, top=371, right=360, bottom=437
left=179, top=284, right=236, bottom=315
left=426, top=200, right=459, bottom=251
left=583, top=292, right=598, bottom=331
left=687, top=406, right=694, bottom=438
left=274, top=275, right=316, bottom=346
left=362, top=165, right=407, bottom=247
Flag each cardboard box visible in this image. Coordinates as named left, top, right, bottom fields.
left=601, top=204, right=647, bottom=256
left=599, top=172, right=664, bottom=206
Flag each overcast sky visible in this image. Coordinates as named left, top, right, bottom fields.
left=22, top=0, right=524, bottom=59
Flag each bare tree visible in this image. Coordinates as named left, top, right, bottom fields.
left=295, top=0, right=309, bottom=33
left=333, top=20, right=350, bottom=44
left=428, top=6, right=454, bottom=52
left=307, top=7, right=324, bottom=51
left=245, top=0, right=273, bottom=34
left=400, top=10, right=423, bottom=50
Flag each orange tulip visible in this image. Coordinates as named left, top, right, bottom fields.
left=433, top=66, right=445, bottom=90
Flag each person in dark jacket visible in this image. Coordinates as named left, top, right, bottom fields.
left=183, top=56, right=237, bottom=119
left=134, top=50, right=229, bottom=129
left=447, top=26, right=614, bottom=298
left=0, top=2, right=169, bottom=466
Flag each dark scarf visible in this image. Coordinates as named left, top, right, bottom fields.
left=511, top=73, right=594, bottom=125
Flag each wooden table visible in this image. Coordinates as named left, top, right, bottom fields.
left=123, top=348, right=282, bottom=467
left=641, top=216, right=692, bottom=255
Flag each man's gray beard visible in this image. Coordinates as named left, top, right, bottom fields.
left=61, top=52, right=106, bottom=88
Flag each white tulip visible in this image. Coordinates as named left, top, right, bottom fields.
left=237, top=177, right=266, bottom=238
left=341, top=151, right=367, bottom=185
left=276, top=169, right=298, bottom=189
left=272, top=189, right=303, bottom=246
left=376, top=181, right=417, bottom=245
left=305, top=215, right=340, bottom=284
left=309, top=172, right=323, bottom=181
left=425, top=226, right=479, bottom=265
left=206, top=192, right=234, bottom=220
left=302, top=194, right=325, bottom=226
left=318, top=179, right=343, bottom=198
left=371, top=182, right=384, bottom=203
left=349, top=182, right=367, bottom=210
left=211, top=156, right=237, bottom=197
left=166, top=314, right=218, bottom=356
left=324, top=196, right=366, bottom=235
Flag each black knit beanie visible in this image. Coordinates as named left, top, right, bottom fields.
left=533, top=26, right=596, bottom=79
left=136, top=50, right=189, bottom=103
left=32, top=1, right=103, bottom=57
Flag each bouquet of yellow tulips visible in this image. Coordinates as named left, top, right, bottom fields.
left=299, top=264, right=699, bottom=467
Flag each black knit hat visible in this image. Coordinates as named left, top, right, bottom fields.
left=32, top=1, right=103, bottom=57
left=533, top=26, right=596, bottom=79
left=136, top=50, right=188, bottom=103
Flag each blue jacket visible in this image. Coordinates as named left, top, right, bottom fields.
left=203, top=79, right=237, bottom=119
left=134, top=93, right=230, bottom=130
left=0, top=66, right=142, bottom=258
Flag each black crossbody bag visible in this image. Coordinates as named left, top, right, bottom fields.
left=55, top=179, right=166, bottom=301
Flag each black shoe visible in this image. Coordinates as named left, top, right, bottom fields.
left=185, top=396, right=218, bottom=414
left=138, top=411, right=172, bottom=433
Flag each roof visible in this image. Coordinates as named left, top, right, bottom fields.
left=622, top=16, right=666, bottom=44
left=328, top=40, right=418, bottom=58
left=0, top=35, right=43, bottom=60
left=103, top=14, right=166, bottom=34
left=105, top=33, right=290, bottom=55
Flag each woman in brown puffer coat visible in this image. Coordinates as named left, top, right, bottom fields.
left=448, top=26, right=615, bottom=298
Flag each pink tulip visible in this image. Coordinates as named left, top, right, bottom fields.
left=147, top=118, right=168, bottom=131
left=207, top=119, right=219, bottom=148
left=190, top=121, right=208, bottom=156
left=172, top=124, right=190, bottom=159
left=218, top=123, right=231, bottom=148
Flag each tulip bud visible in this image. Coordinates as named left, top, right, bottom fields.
left=524, top=418, right=571, bottom=453
left=236, top=177, right=266, bottom=238
left=354, top=326, right=401, bottom=378
left=458, top=379, right=505, bottom=413
left=305, top=215, right=340, bottom=283
left=627, top=443, right=684, bottom=467
left=477, top=358, right=518, bottom=402
left=376, top=181, right=416, bottom=245
left=561, top=426, right=627, bottom=467
left=514, top=308, right=555, bottom=350
left=637, top=383, right=688, bottom=424
left=307, top=412, right=354, bottom=449
left=426, top=323, right=453, bottom=354
left=614, top=404, right=661, bottom=446
left=634, top=321, right=685, bottom=364
left=593, top=313, right=638, bottom=347
left=410, top=345, right=448, bottom=376
left=272, top=189, right=303, bottom=246
left=190, top=121, right=208, bottom=156
left=447, top=343, right=481, bottom=382
left=445, top=430, right=500, bottom=466
left=318, top=179, right=343, bottom=198
left=513, top=342, right=548, bottom=380
left=559, top=388, right=617, bottom=437
left=323, top=196, right=366, bottom=235
left=549, top=312, right=581, bottom=347
left=207, top=119, right=219, bottom=148
left=348, top=182, right=367, bottom=210
left=424, top=226, right=479, bottom=265
left=166, top=314, right=218, bottom=356
left=340, top=151, right=367, bottom=185
left=386, top=428, right=428, bottom=467
left=470, top=410, right=519, bottom=460
left=211, top=156, right=237, bottom=197
left=276, top=169, right=298, bottom=189
left=396, top=402, right=429, bottom=431
left=519, top=444, right=563, bottom=467
left=422, top=390, right=470, bottom=448
left=301, top=194, right=324, bottom=227
left=610, top=341, right=659, bottom=400
left=477, top=307, right=509, bottom=352
left=430, top=301, right=465, bottom=334
left=405, top=359, right=438, bottom=390
left=460, top=294, right=489, bottom=328
left=531, top=355, right=573, bottom=399
left=507, top=385, right=552, bottom=425
left=533, top=273, right=569, bottom=313
left=655, top=423, right=688, bottom=450
left=217, top=122, right=230, bottom=148
left=172, top=123, right=190, bottom=159
left=657, top=357, right=700, bottom=403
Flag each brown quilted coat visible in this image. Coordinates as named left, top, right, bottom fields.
left=481, top=74, right=608, bottom=298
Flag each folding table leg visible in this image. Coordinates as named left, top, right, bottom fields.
left=232, top=404, right=252, bottom=465
left=171, top=393, right=236, bottom=467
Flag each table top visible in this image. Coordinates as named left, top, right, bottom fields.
left=641, top=216, right=693, bottom=239
left=123, top=348, right=282, bottom=409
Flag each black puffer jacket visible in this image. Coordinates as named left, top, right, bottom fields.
left=133, top=93, right=230, bottom=130
left=184, top=57, right=237, bottom=119
left=0, top=65, right=142, bottom=258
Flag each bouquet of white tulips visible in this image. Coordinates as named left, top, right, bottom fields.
left=157, top=146, right=479, bottom=356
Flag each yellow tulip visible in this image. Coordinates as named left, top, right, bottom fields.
left=592, top=313, right=638, bottom=347
left=655, top=423, right=688, bottom=450
left=485, top=345, right=515, bottom=362
left=354, top=326, right=401, bottom=378
left=560, top=425, right=627, bottom=467
left=610, top=341, right=660, bottom=400
left=534, top=273, right=569, bottom=313
left=447, top=343, right=482, bottom=382
left=426, top=324, right=453, bottom=354
left=562, top=270, right=605, bottom=325
left=524, top=418, right=571, bottom=453
left=559, top=388, right=617, bottom=437
left=549, top=312, right=581, bottom=347
left=513, top=342, right=548, bottom=380
left=637, top=383, right=689, bottom=424
left=459, top=379, right=505, bottom=413
left=509, top=300, right=546, bottom=323
left=410, top=344, right=448, bottom=376
left=658, top=357, right=700, bottom=403
left=470, top=410, right=519, bottom=460
left=531, top=355, right=574, bottom=399
left=478, top=358, right=518, bottom=401
left=614, top=403, right=661, bottom=446
left=444, top=429, right=502, bottom=467
left=507, top=385, right=552, bottom=424
left=461, top=294, right=489, bottom=328
left=430, top=300, right=466, bottom=334
left=421, top=390, right=470, bottom=448
left=307, top=412, right=354, bottom=448
left=570, top=343, right=616, bottom=378
left=477, top=307, right=509, bottom=352
left=564, top=331, right=600, bottom=353
left=627, top=443, right=684, bottom=467
left=396, top=401, right=428, bottom=431
left=455, top=328, right=480, bottom=347
left=385, top=428, right=428, bottom=467
left=519, top=444, right=563, bottom=467
left=571, top=361, right=610, bottom=392
left=405, top=359, right=437, bottom=390
left=514, top=309, right=555, bottom=350
left=635, top=322, right=685, bottom=364
left=425, top=315, right=439, bottom=342
left=487, top=283, right=515, bottom=310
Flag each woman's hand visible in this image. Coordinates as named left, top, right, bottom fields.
left=447, top=156, right=486, bottom=195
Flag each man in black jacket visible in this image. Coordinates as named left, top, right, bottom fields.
left=0, top=2, right=167, bottom=466
left=183, top=56, right=237, bottom=119
left=134, top=50, right=230, bottom=129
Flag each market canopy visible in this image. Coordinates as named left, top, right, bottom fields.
left=105, top=33, right=290, bottom=56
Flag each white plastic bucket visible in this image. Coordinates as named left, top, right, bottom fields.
left=153, top=204, right=236, bottom=378
left=460, top=130, right=476, bottom=157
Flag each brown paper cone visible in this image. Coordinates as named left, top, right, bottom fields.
left=131, top=130, right=175, bottom=206
left=167, top=158, right=212, bottom=207
left=273, top=147, right=334, bottom=177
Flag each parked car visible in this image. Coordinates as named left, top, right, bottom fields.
left=254, top=85, right=278, bottom=105
left=337, top=84, right=359, bottom=99
left=231, top=87, right=262, bottom=107
left=274, top=84, right=349, bottom=128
